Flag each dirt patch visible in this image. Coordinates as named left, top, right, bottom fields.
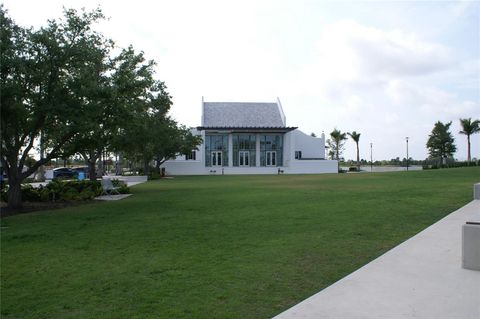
left=0, top=200, right=98, bottom=218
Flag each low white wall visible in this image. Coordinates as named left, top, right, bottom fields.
left=161, top=160, right=338, bottom=175
left=107, top=175, right=148, bottom=182
left=285, top=160, right=338, bottom=174
left=161, top=161, right=208, bottom=175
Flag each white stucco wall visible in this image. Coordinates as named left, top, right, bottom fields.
left=162, top=163, right=337, bottom=176
left=289, top=130, right=325, bottom=159
left=161, top=128, right=338, bottom=175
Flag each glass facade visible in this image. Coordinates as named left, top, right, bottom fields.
left=205, top=134, right=228, bottom=166
left=260, top=134, right=283, bottom=166
left=204, top=133, right=283, bottom=167
left=232, top=134, right=256, bottom=167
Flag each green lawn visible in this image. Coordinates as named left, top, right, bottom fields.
left=1, top=167, right=479, bottom=318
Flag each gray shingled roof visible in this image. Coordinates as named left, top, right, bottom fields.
left=203, top=102, right=285, bottom=127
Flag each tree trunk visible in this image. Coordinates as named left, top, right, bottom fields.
left=98, top=160, right=104, bottom=178
left=88, top=160, right=97, bottom=181
left=467, top=135, right=471, bottom=164
left=7, top=172, right=22, bottom=209
left=155, top=156, right=161, bottom=174
left=144, top=160, right=150, bottom=176
left=356, top=142, right=360, bottom=169
left=115, top=153, right=122, bottom=175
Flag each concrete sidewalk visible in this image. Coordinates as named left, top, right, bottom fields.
left=274, top=200, right=480, bottom=319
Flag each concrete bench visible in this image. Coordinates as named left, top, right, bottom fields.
left=462, top=183, right=480, bottom=271
left=462, top=222, right=480, bottom=271
left=101, top=178, right=120, bottom=195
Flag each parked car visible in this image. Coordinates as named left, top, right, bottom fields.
left=53, top=167, right=78, bottom=179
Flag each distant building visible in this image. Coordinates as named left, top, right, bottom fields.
left=161, top=98, right=337, bottom=175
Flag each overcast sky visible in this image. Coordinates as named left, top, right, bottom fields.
left=3, top=0, right=479, bottom=161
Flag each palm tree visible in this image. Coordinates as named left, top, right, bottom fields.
left=459, top=118, right=480, bottom=163
left=348, top=131, right=361, bottom=170
left=329, top=128, right=347, bottom=160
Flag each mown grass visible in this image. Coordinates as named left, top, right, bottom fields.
left=1, top=167, right=479, bottom=318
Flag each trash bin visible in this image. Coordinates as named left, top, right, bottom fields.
left=161, top=168, right=166, bottom=177
left=78, top=172, right=85, bottom=181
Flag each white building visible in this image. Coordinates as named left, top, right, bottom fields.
left=161, top=98, right=338, bottom=175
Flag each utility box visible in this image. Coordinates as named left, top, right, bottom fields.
left=462, top=222, right=480, bottom=271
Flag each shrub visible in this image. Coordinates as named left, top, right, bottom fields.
left=111, top=179, right=130, bottom=194
left=116, top=184, right=130, bottom=194
left=149, top=171, right=162, bottom=180
left=1, top=187, right=8, bottom=202
left=21, top=185, right=42, bottom=202
left=1, top=180, right=103, bottom=203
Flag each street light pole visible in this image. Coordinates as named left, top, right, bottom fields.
left=370, top=142, right=373, bottom=172
left=406, top=137, right=409, bottom=171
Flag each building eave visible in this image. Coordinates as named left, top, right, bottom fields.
left=197, top=126, right=297, bottom=133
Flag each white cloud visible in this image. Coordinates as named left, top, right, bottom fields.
left=2, top=0, right=479, bottom=161
left=299, top=19, right=453, bottom=98
left=386, top=79, right=479, bottom=118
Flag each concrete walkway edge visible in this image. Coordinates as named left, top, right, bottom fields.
left=274, top=200, right=480, bottom=319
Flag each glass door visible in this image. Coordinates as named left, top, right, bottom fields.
left=266, top=151, right=276, bottom=166
left=239, top=151, right=249, bottom=167
left=211, top=151, right=222, bottom=166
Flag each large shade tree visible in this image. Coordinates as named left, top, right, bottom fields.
left=1, top=7, right=188, bottom=208
left=1, top=7, right=113, bottom=208
left=70, top=46, right=173, bottom=180
left=426, top=121, right=456, bottom=166
left=459, top=118, right=480, bottom=164
left=348, top=131, right=361, bottom=169
left=115, top=111, right=202, bottom=175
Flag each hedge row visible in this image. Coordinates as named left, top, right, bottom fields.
left=1, top=179, right=129, bottom=203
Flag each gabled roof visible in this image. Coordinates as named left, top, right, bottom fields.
left=202, top=101, right=286, bottom=128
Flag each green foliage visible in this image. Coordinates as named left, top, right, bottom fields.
left=1, top=168, right=479, bottom=318
left=327, top=128, right=347, bottom=160
left=148, top=171, right=163, bottom=180
left=111, top=179, right=130, bottom=194
left=0, top=6, right=190, bottom=207
left=426, top=121, right=456, bottom=162
left=1, top=6, right=113, bottom=207
left=0, top=188, right=7, bottom=202
left=1, top=180, right=103, bottom=203
left=116, top=114, right=202, bottom=175
left=348, top=131, right=361, bottom=166
left=19, top=185, right=42, bottom=202
left=459, top=118, right=480, bottom=136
